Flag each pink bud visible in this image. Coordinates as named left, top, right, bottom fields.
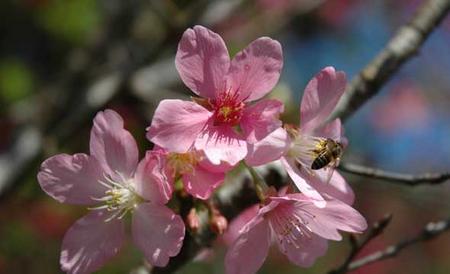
left=187, top=208, right=200, bottom=233
left=210, top=214, right=228, bottom=235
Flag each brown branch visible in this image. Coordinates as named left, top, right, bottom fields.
left=339, top=163, right=450, bottom=186
left=346, top=218, right=450, bottom=272
left=328, top=214, right=393, bottom=274
left=330, top=0, right=450, bottom=122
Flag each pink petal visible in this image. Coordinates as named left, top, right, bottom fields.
left=292, top=196, right=367, bottom=241
left=147, top=100, right=211, bottom=153
left=300, top=67, right=346, bottom=134
left=175, top=25, right=230, bottom=99
left=134, top=151, right=173, bottom=205
left=182, top=165, right=225, bottom=200
left=225, top=215, right=271, bottom=274
left=313, top=169, right=355, bottom=205
left=37, top=154, right=106, bottom=205
left=228, top=37, right=283, bottom=102
left=241, top=99, right=284, bottom=143
left=280, top=157, right=326, bottom=207
left=314, top=118, right=344, bottom=141
left=195, top=125, right=247, bottom=166
left=132, top=203, right=185, bottom=267
left=245, top=127, right=290, bottom=166
left=198, top=155, right=234, bottom=173
left=221, top=205, right=259, bottom=246
left=60, top=210, right=125, bottom=274
left=89, top=109, right=138, bottom=180
left=278, top=232, right=328, bottom=267
left=284, top=160, right=354, bottom=205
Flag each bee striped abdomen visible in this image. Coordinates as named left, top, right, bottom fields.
left=311, top=153, right=330, bottom=170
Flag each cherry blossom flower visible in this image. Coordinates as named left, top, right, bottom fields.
left=246, top=67, right=353, bottom=206
left=147, top=25, right=284, bottom=166
left=37, top=110, right=185, bottom=274
left=153, top=147, right=232, bottom=200
left=225, top=189, right=367, bottom=274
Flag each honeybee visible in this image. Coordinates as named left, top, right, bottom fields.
left=311, top=138, right=343, bottom=170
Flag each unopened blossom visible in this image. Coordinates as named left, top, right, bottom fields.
left=147, top=25, right=284, bottom=166
left=187, top=208, right=201, bottom=233
left=246, top=67, right=353, bottom=206
left=37, top=110, right=185, bottom=274
left=154, top=147, right=232, bottom=199
left=225, top=189, right=367, bottom=274
left=210, top=207, right=228, bottom=235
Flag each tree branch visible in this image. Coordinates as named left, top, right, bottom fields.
left=339, top=163, right=450, bottom=186
left=328, top=214, right=392, bottom=274
left=346, top=218, right=450, bottom=272
left=330, top=0, right=450, bottom=122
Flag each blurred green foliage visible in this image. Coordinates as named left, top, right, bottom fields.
left=35, top=0, right=101, bottom=44
left=0, top=58, right=34, bottom=103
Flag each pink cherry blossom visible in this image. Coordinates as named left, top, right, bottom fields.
left=147, top=25, right=284, bottom=165
left=152, top=146, right=232, bottom=200
left=246, top=67, right=353, bottom=206
left=37, top=109, right=185, bottom=274
left=225, top=189, right=367, bottom=274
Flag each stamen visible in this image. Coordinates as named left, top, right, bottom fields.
left=268, top=202, right=315, bottom=249
left=88, top=173, right=141, bottom=222
left=212, top=91, right=245, bottom=126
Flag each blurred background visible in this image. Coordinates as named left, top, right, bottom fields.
left=1, top=0, right=450, bottom=273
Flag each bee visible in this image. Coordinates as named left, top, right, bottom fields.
left=311, top=138, right=343, bottom=170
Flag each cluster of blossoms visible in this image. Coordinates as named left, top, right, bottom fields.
left=37, top=25, right=367, bottom=274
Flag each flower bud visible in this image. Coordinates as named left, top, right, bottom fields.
left=186, top=208, right=200, bottom=233
left=210, top=214, right=228, bottom=235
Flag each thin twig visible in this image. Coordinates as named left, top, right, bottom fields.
left=330, top=0, right=450, bottom=122
left=346, top=218, right=450, bottom=272
left=328, top=214, right=393, bottom=274
left=339, top=163, right=450, bottom=186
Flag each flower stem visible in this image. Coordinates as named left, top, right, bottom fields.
left=243, top=162, right=269, bottom=201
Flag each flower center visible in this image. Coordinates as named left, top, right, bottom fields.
left=90, top=173, right=140, bottom=222
left=212, top=91, right=245, bottom=126
left=167, top=151, right=200, bottom=176
left=268, top=203, right=315, bottom=248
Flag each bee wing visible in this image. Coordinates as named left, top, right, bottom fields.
left=321, top=160, right=339, bottom=184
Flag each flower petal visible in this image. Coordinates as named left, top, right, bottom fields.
left=147, top=100, right=211, bottom=153
left=291, top=196, right=367, bottom=241
left=222, top=205, right=259, bottom=246
left=198, top=155, right=234, bottom=173
left=278, top=232, right=328, bottom=267
left=300, top=67, right=346, bottom=134
left=195, top=125, right=247, bottom=166
left=182, top=166, right=225, bottom=200
left=175, top=25, right=230, bottom=99
left=313, top=169, right=355, bottom=205
left=225, top=215, right=271, bottom=274
left=37, top=153, right=106, bottom=205
left=89, top=109, right=138, bottom=180
left=280, top=157, right=326, bottom=207
left=132, top=203, right=185, bottom=267
left=60, top=210, right=125, bottom=274
left=134, top=151, right=173, bottom=205
left=245, top=127, right=290, bottom=166
left=228, top=37, right=283, bottom=102
left=241, top=99, right=284, bottom=143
